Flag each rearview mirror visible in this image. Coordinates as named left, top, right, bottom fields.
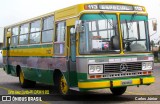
left=152, top=19, right=157, bottom=31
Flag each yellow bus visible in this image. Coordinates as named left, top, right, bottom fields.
left=2, top=1, right=156, bottom=96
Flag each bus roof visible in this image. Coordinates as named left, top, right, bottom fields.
left=4, top=1, right=145, bottom=28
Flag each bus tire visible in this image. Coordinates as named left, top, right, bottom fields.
left=57, top=74, right=70, bottom=98
left=110, top=86, right=127, bottom=95
left=19, top=69, right=36, bottom=88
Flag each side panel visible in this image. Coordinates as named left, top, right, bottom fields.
left=3, top=56, right=67, bottom=84
left=3, top=44, right=68, bottom=85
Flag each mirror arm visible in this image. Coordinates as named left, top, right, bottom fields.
left=150, top=31, right=157, bottom=37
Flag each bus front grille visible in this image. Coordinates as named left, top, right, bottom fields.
left=104, top=62, right=142, bottom=73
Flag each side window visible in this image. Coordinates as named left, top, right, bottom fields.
left=54, top=22, right=66, bottom=54
left=6, top=28, right=11, bottom=47
left=139, top=21, right=146, bottom=39
left=11, top=26, right=19, bottom=46
left=42, top=16, right=54, bottom=43
left=55, top=22, right=65, bottom=42
left=30, top=20, right=41, bottom=44
left=19, top=23, right=29, bottom=45
left=3, top=28, right=6, bottom=47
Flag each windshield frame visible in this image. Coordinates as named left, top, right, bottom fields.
left=79, top=13, right=120, bottom=55
left=120, top=14, right=150, bottom=53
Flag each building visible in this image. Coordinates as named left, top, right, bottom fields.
left=0, top=28, right=4, bottom=67
left=0, top=28, right=3, bottom=47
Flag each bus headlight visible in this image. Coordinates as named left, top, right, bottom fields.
left=142, top=62, right=153, bottom=70
left=89, top=65, right=103, bottom=74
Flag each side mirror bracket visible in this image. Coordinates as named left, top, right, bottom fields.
left=75, top=20, right=83, bottom=33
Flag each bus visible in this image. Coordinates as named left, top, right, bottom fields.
left=2, top=1, right=156, bottom=96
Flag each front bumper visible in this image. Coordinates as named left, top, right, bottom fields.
left=78, top=76, right=155, bottom=89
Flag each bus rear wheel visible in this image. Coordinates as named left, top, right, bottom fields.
left=19, top=69, right=36, bottom=88
left=110, top=86, right=127, bottom=95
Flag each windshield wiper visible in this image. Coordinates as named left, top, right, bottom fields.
left=99, top=11, right=115, bottom=29
left=127, top=12, right=137, bottom=30
left=124, top=12, right=137, bottom=39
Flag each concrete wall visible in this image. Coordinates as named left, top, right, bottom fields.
left=0, top=28, right=3, bottom=67
left=0, top=44, right=2, bottom=67
left=0, top=28, right=4, bottom=43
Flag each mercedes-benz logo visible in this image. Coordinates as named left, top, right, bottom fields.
left=120, top=63, right=128, bottom=73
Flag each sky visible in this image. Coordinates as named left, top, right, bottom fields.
left=0, top=0, right=160, bottom=42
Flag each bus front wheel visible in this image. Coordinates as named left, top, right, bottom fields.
left=110, top=86, right=127, bottom=95
left=19, top=69, right=36, bottom=88
left=57, top=74, right=70, bottom=96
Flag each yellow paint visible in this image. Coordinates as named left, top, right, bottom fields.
left=66, top=18, right=77, bottom=26
left=3, top=47, right=53, bottom=57
left=78, top=77, right=154, bottom=89
left=6, top=32, right=11, bottom=37
left=3, top=1, right=147, bottom=58
left=55, top=5, right=78, bottom=21
left=142, top=77, right=155, bottom=84
left=60, top=76, right=68, bottom=94
left=20, top=70, right=24, bottom=84
left=112, top=80, right=121, bottom=87
left=132, top=79, right=141, bottom=85
left=4, top=1, right=146, bottom=28
left=117, top=13, right=124, bottom=54
left=78, top=81, right=110, bottom=89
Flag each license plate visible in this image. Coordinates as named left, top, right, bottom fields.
left=121, top=80, right=132, bottom=85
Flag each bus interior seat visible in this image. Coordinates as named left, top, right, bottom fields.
left=110, top=35, right=120, bottom=50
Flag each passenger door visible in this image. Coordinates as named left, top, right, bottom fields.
left=67, top=26, right=77, bottom=87
left=6, top=31, right=11, bottom=74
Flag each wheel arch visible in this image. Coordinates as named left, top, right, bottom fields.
left=53, top=69, right=63, bottom=85
left=16, top=65, right=21, bottom=77
left=53, top=69, right=68, bottom=86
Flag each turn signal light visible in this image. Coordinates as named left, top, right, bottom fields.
left=89, top=75, right=95, bottom=79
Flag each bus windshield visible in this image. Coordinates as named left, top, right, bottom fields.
left=79, top=14, right=119, bottom=54
left=120, top=14, right=149, bottom=52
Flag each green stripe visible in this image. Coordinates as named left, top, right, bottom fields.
left=3, top=56, right=53, bottom=58
left=3, top=64, right=54, bottom=85
left=64, top=71, right=78, bottom=87
left=77, top=54, right=153, bottom=58
left=78, top=73, right=87, bottom=81
left=23, top=67, right=53, bottom=84
left=81, top=14, right=116, bottom=21
left=120, top=15, right=148, bottom=21
left=3, top=64, right=78, bottom=87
